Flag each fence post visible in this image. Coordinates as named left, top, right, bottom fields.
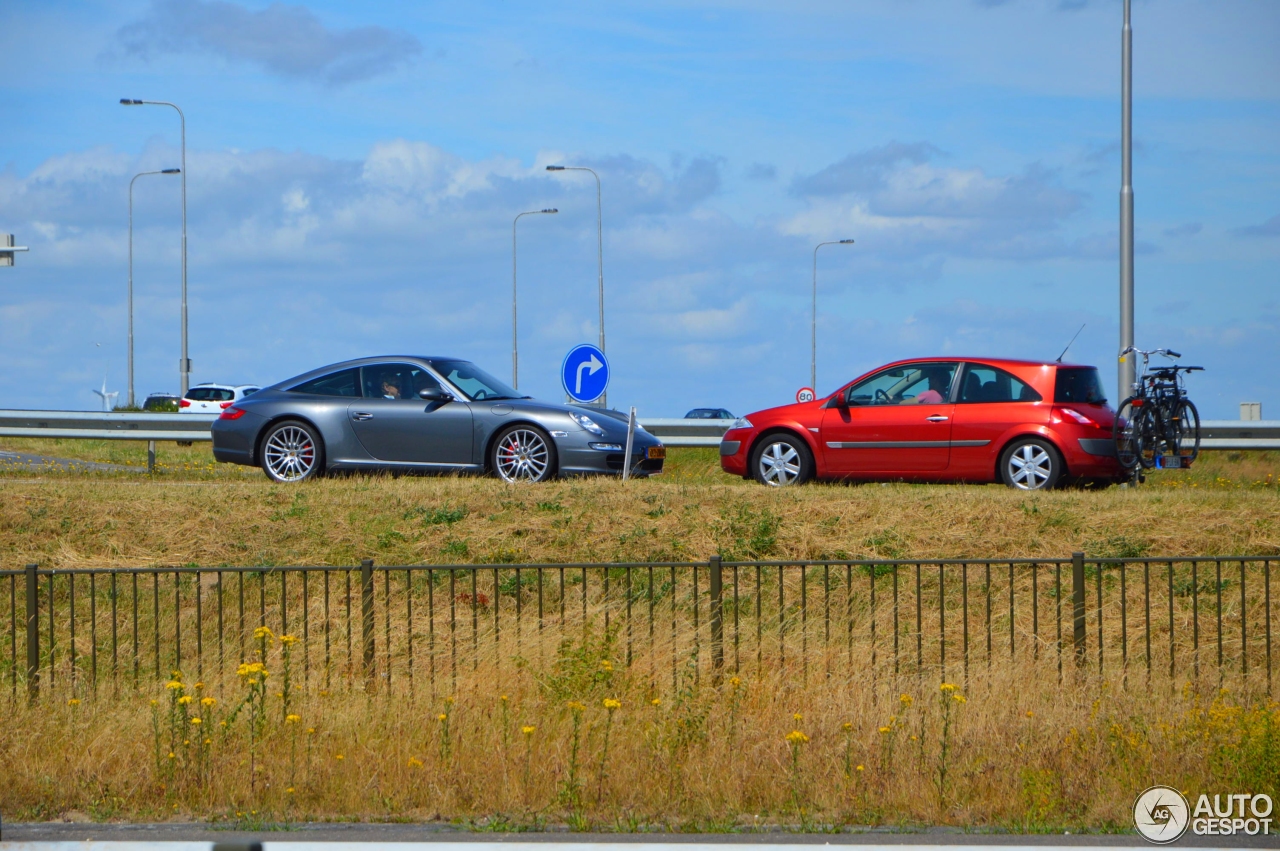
left=25, top=563, right=39, bottom=702
left=709, top=555, right=724, bottom=683
left=361, top=559, right=375, bottom=688
left=1072, top=552, right=1086, bottom=666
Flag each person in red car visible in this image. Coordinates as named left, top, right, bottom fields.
left=903, top=368, right=950, bottom=405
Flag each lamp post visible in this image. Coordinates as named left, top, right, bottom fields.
left=512, top=208, right=558, bottom=389
left=546, top=164, right=606, bottom=405
left=129, top=168, right=181, bottom=408
left=0, top=235, right=29, bottom=267
left=812, top=239, right=855, bottom=392
left=1118, top=0, right=1136, bottom=404
left=121, top=98, right=190, bottom=394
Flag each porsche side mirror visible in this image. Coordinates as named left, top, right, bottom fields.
left=418, top=387, right=447, bottom=402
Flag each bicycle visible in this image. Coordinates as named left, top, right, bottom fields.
left=1113, top=347, right=1203, bottom=471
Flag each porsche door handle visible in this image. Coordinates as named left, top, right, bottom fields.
left=351, top=412, right=373, bottom=421
left=926, top=415, right=949, bottom=423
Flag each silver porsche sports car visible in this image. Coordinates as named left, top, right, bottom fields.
left=210, top=356, right=665, bottom=483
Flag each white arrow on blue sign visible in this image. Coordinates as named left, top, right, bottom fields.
left=561, top=344, right=609, bottom=403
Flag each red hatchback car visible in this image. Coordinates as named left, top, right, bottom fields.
left=720, top=358, right=1122, bottom=490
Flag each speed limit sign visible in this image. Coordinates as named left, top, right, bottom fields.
left=796, top=387, right=816, bottom=403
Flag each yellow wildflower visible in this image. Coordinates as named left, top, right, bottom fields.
left=437, top=713, right=447, bottom=721
left=729, top=676, right=741, bottom=688
left=286, top=714, right=302, bottom=724
left=899, top=694, right=913, bottom=708
left=603, top=698, right=621, bottom=710
left=856, top=764, right=865, bottom=772
left=177, top=695, right=194, bottom=705
left=307, top=728, right=316, bottom=735
left=167, top=752, right=175, bottom=760
left=879, top=726, right=891, bottom=734
left=165, top=680, right=184, bottom=691
left=150, top=699, right=158, bottom=706
left=522, top=725, right=535, bottom=735
left=190, top=717, right=202, bottom=725
left=600, top=659, right=613, bottom=671
left=951, top=693, right=966, bottom=704
left=567, top=701, right=586, bottom=712
left=841, top=721, right=853, bottom=731
left=201, top=697, right=216, bottom=707
left=793, top=712, right=803, bottom=722
left=650, top=698, right=661, bottom=706
left=253, top=626, right=274, bottom=641
left=335, top=753, right=344, bottom=761
left=500, top=695, right=509, bottom=702
left=67, top=698, right=81, bottom=706
left=280, top=634, right=300, bottom=645
left=940, top=682, right=958, bottom=693
left=286, top=787, right=295, bottom=794
left=1026, top=710, right=1034, bottom=718
left=194, top=681, right=204, bottom=689
left=408, top=757, right=424, bottom=768
left=785, top=730, right=809, bottom=745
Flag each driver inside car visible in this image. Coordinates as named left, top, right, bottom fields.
left=902, top=369, right=951, bottom=405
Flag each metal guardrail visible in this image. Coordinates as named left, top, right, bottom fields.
left=3, top=554, right=1275, bottom=703
left=0, top=409, right=727, bottom=447
left=0, top=409, right=215, bottom=442
left=0, top=410, right=1274, bottom=450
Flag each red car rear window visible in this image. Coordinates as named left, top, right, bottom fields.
left=1054, top=367, right=1107, bottom=404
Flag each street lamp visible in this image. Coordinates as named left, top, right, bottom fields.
left=1118, top=0, right=1136, bottom=404
left=0, top=235, right=29, bottom=266
left=546, top=164, right=606, bottom=405
left=121, top=98, right=190, bottom=394
left=812, top=239, right=855, bottom=392
left=512, top=208, right=558, bottom=389
left=129, top=168, right=181, bottom=408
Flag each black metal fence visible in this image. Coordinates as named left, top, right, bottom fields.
left=2, top=554, right=1275, bottom=702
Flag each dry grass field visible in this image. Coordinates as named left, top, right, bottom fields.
left=0, top=441, right=1277, bottom=829
left=0, top=441, right=1277, bottom=568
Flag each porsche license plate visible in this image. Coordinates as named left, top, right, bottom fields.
left=646, top=446, right=666, bottom=460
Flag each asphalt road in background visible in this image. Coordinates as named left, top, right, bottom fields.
left=0, top=827, right=1271, bottom=848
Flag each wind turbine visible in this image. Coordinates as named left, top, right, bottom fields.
left=92, top=377, right=119, bottom=412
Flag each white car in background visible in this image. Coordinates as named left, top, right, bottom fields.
left=179, top=383, right=261, bottom=413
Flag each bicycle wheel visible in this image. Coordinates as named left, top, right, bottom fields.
left=1173, top=398, right=1201, bottom=463
left=1133, top=403, right=1160, bottom=469
left=1114, top=397, right=1142, bottom=470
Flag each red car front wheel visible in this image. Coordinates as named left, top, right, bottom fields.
left=751, top=433, right=813, bottom=486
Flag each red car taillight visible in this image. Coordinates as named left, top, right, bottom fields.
left=1059, top=407, right=1096, bottom=426
left=219, top=401, right=234, bottom=409
left=219, top=407, right=247, bottom=421
left=179, top=399, right=191, bottom=408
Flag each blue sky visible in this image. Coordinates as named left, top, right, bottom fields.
left=1, top=0, right=1277, bottom=417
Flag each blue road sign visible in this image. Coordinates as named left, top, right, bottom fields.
left=561, top=344, right=609, bottom=403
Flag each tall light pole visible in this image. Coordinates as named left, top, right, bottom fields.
left=0, top=235, right=29, bottom=266
left=546, top=165, right=606, bottom=405
left=1118, top=0, right=1135, bottom=404
left=129, top=168, right=181, bottom=408
left=121, top=98, right=190, bottom=394
left=512, top=208, right=558, bottom=389
left=812, top=239, right=855, bottom=392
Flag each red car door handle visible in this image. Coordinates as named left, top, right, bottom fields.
left=926, top=415, right=949, bottom=422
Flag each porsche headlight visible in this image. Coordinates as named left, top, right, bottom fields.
left=569, top=412, right=606, bottom=436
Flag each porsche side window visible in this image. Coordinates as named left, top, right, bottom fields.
left=289, top=368, right=360, bottom=397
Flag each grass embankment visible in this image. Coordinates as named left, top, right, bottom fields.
left=0, top=444, right=1277, bottom=568
left=1, top=627, right=1277, bottom=830
left=0, top=444, right=1277, bottom=828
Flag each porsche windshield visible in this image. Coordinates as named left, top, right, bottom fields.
left=431, top=360, right=527, bottom=401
